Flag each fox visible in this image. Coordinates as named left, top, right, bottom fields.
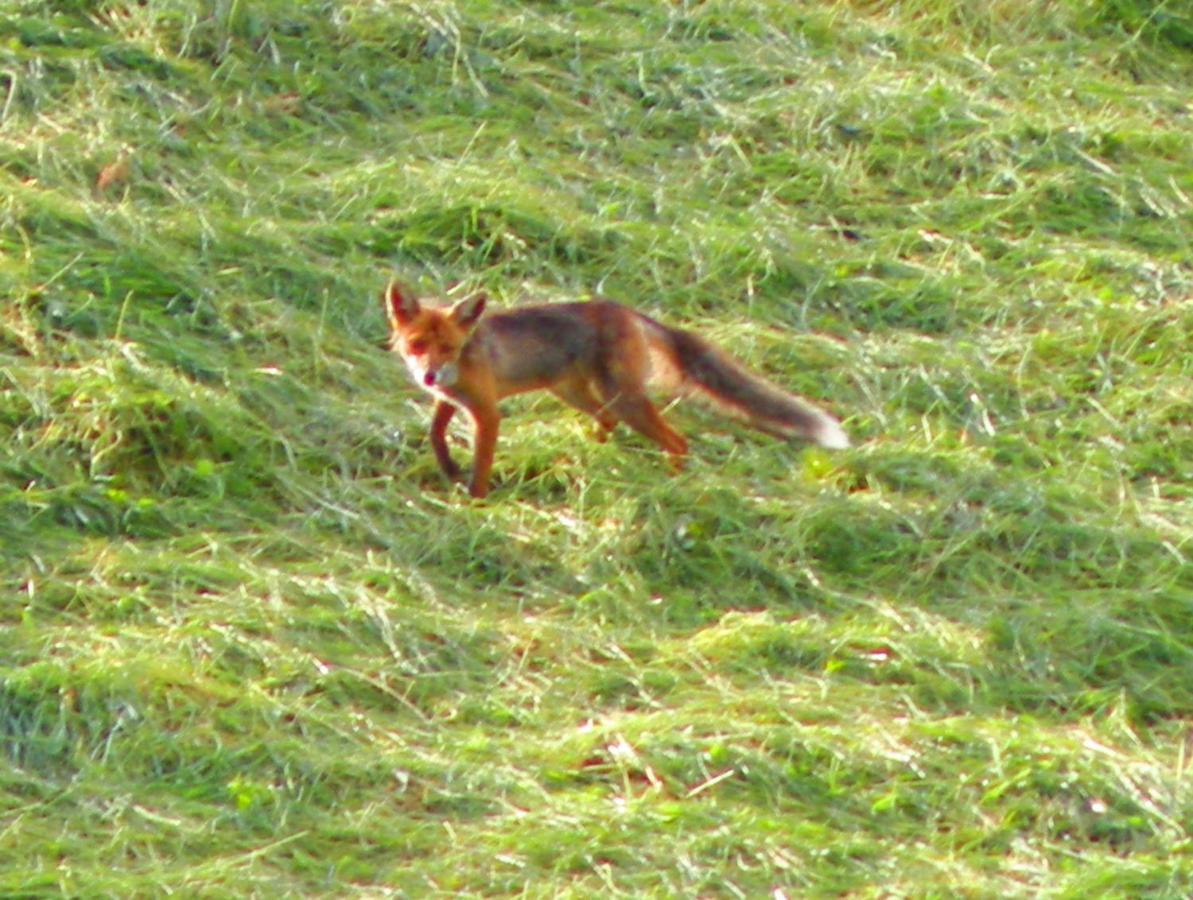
left=383, top=280, right=849, bottom=499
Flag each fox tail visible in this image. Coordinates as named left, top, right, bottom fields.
left=648, top=319, right=850, bottom=450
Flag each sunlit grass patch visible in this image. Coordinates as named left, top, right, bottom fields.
left=1, top=0, right=1190, bottom=895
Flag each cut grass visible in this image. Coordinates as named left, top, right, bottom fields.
left=2, top=0, right=1192, bottom=895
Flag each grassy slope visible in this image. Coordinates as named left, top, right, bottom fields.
left=1, top=0, right=1191, bottom=894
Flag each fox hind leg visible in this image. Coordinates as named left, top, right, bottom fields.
left=598, top=386, right=688, bottom=467
left=593, top=329, right=688, bottom=467
left=550, top=377, right=618, bottom=442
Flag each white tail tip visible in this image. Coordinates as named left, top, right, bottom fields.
left=816, top=419, right=851, bottom=450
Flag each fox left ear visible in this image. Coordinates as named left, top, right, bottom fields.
left=384, top=280, right=421, bottom=325
left=449, top=293, right=487, bottom=330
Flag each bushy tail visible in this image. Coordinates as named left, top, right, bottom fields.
left=650, top=320, right=850, bottom=449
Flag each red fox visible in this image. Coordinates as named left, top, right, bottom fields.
left=383, top=280, right=849, bottom=498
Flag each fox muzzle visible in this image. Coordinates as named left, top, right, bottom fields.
left=427, top=362, right=459, bottom=389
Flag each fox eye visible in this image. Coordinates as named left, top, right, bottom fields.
left=406, top=338, right=428, bottom=355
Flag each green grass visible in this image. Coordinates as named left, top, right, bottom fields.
left=2, top=0, right=1191, bottom=894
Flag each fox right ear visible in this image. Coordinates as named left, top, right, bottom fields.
left=448, top=292, right=487, bottom=330
left=383, top=280, right=421, bottom=324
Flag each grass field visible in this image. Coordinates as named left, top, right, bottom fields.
left=2, top=0, right=1191, bottom=895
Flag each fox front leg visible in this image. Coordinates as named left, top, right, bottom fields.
left=429, top=400, right=462, bottom=481
left=467, top=405, right=501, bottom=499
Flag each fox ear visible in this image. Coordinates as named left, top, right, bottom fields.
left=449, top=293, right=487, bottom=330
left=383, top=280, right=420, bottom=324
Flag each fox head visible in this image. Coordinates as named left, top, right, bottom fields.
left=383, top=280, right=487, bottom=391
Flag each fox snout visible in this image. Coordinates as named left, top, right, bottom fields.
left=418, top=361, right=459, bottom=389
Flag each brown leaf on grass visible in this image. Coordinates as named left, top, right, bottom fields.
left=262, top=92, right=303, bottom=115
left=95, top=154, right=131, bottom=197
